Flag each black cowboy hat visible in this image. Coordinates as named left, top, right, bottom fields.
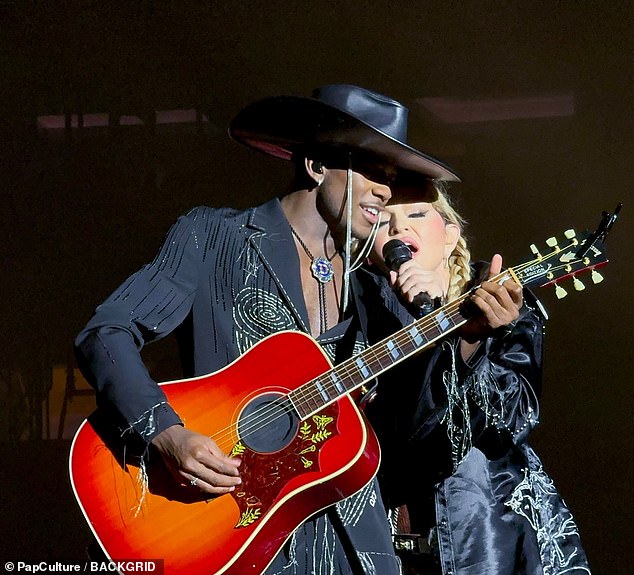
left=229, top=84, right=460, bottom=182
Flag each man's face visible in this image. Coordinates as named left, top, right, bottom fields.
left=316, top=162, right=394, bottom=244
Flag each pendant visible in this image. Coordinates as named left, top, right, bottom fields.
left=311, top=257, right=335, bottom=283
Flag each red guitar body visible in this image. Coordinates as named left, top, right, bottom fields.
left=69, top=331, right=380, bottom=575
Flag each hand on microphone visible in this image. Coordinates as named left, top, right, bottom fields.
left=382, top=239, right=446, bottom=314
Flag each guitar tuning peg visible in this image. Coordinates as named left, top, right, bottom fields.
left=555, top=284, right=568, bottom=299
left=573, top=276, right=586, bottom=291
left=530, top=244, right=542, bottom=259
left=545, top=237, right=560, bottom=251
left=591, top=269, right=604, bottom=284
left=564, top=229, right=579, bottom=245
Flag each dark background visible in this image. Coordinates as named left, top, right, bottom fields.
left=1, top=2, right=632, bottom=573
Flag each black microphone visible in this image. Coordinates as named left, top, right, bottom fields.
left=382, top=239, right=436, bottom=315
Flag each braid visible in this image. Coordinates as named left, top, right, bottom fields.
left=447, top=235, right=471, bottom=301
left=431, top=182, right=472, bottom=301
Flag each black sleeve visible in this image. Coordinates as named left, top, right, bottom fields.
left=74, top=207, right=209, bottom=442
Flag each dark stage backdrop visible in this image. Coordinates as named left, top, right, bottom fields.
left=1, top=2, right=632, bottom=573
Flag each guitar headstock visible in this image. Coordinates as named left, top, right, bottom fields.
left=511, top=204, right=622, bottom=298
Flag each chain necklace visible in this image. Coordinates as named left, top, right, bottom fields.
left=289, top=224, right=336, bottom=334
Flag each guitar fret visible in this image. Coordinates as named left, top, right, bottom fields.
left=435, top=310, right=451, bottom=331
left=302, top=390, right=321, bottom=413
left=314, top=380, right=331, bottom=403
left=427, top=321, right=444, bottom=340
left=291, top=369, right=353, bottom=419
left=408, top=325, right=425, bottom=346
left=355, top=357, right=370, bottom=378
left=330, top=372, right=346, bottom=394
left=369, top=345, right=393, bottom=370
left=386, top=339, right=401, bottom=360
left=325, top=377, right=341, bottom=399
left=394, top=337, right=415, bottom=356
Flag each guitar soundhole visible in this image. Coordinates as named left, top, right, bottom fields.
left=238, top=393, right=299, bottom=453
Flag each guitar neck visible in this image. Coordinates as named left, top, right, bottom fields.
left=289, top=290, right=473, bottom=420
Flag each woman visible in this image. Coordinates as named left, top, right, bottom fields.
left=363, top=185, right=591, bottom=575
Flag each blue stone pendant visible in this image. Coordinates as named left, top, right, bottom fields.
left=311, top=257, right=335, bottom=283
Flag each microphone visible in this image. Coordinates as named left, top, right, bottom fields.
left=382, top=239, right=436, bottom=315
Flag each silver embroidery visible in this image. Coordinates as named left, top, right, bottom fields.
left=440, top=342, right=473, bottom=470
left=505, top=446, right=591, bottom=575
left=240, top=236, right=263, bottom=284
left=356, top=553, right=378, bottom=575
left=123, top=401, right=169, bottom=516
left=466, top=368, right=505, bottom=428
left=270, top=515, right=338, bottom=575
left=233, top=287, right=296, bottom=354
left=441, top=342, right=506, bottom=470
left=129, top=400, right=168, bottom=439
left=336, top=481, right=376, bottom=528
left=320, top=341, right=337, bottom=363
left=313, top=516, right=337, bottom=575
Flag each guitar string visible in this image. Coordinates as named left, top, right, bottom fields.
left=205, top=273, right=466, bottom=447
left=210, top=251, right=587, bottom=451
left=210, top=258, right=503, bottom=448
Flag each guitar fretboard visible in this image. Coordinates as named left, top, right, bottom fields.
left=289, top=302, right=468, bottom=420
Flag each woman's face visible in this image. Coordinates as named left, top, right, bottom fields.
left=372, top=202, right=460, bottom=275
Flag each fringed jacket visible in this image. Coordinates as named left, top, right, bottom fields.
left=360, top=264, right=591, bottom=575
left=75, top=199, right=401, bottom=575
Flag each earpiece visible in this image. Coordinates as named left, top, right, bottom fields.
left=312, top=161, right=323, bottom=174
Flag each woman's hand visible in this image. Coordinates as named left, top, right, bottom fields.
left=389, top=259, right=446, bottom=304
left=459, top=254, right=523, bottom=359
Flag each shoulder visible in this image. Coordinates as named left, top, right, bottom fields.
left=184, top=205, right=243, bottom=223
left=152, top=206, right=251, bottom=264
left=173, top=205, right=254, bottom=238
left=184, top=200, right=280, bottom=228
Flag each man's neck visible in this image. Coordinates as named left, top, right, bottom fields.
left=280, top=190, right=338, bottom=256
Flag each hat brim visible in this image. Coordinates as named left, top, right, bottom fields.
left=229, top=96, right=461, bottom=182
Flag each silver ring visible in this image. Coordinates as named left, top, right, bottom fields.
left=190, top=477, right=199, bottom=487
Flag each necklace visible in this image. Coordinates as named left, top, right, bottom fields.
left=289, top=224, right=336, bottom=334
left=288, top=225, right=335, bottom=283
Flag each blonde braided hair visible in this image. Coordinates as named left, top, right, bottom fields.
left=431, top=182, right=472, bottom=302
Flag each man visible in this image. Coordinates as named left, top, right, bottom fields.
left=75, top=84, right=460, bottom=574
